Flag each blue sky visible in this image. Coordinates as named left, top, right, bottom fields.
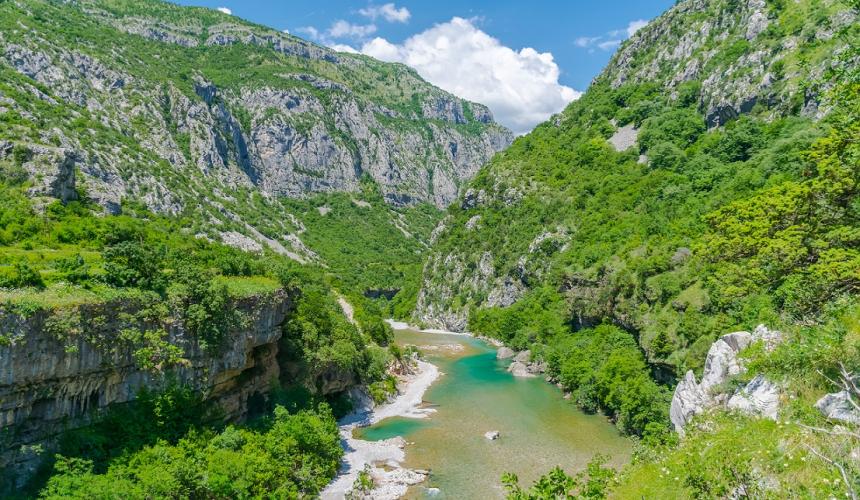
left=174, top=0, right=674, bottom=133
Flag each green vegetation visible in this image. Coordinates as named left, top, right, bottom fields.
left=503, top=455, right=616, bottom=499
left=280, top=177, right=441, bottom=319
left=36, top=389, right=341, bottom=499
left=408, top=4, right=860, bottom=496
left=0, top=161, right=395, bottom=493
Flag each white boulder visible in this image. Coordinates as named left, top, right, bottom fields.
left=484, top=430, right=500, bottom=440
left=815, top=390, right=860, bottom=425
left=669, top=325, right=783, bottom=434
left=727, top=375, right=780, bottom=420
left=496, top=347, right=515, bottom=360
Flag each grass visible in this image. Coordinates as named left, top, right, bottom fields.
left=612, top=412, right=847, bottom=499
left=215, top=275, right=281, bottom=298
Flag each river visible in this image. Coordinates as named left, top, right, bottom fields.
left=354, top=325, right=632, bottom=498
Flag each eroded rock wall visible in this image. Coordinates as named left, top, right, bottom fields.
left=0, top=289, right=305, bottom=490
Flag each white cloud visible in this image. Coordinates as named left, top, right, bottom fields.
left=598, top=39, right=621, bottom=51
left=282, top=28, right=290, bottom=34
left=330, top=43, right=360, bottom=54
left=577, top=18, right=649, bottom=52
left=216, top=6, right=232, bottom=15
left=299, top=20, right=376, bottom=47
left=360, top=17, right=580, bottom=134
left=574, top=36, right=600, bottom=48
left=359, top=3, right=411, bottom=23
left=297, top=26, right=321, bottom=39
left=328, top=20, right=377, bottom=38
left=625, top=19, right=648, bottom=37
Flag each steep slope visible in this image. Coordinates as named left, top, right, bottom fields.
left=418, top=0, right=860, bottom=495
left=0, top=0, right=511, bottom=284
left=417, top=0, right=857, bottom=344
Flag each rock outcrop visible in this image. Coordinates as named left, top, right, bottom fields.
left=0, top=288, right=347, bottom=491
left=670, top=325, right=782, bottom=434
left=496, top=346, right=515, bottom=360
left=506, top=350, right=547, bottom=378
left=602, top=0, right=856, bottom=127
left=815, top=387, right=860, bottom=425
left=414, top=0, right=857, bottom=330
left=0, top=0, right=512, bottom=268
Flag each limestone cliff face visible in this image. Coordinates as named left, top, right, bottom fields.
left=602, top=0, right=856, bottom=126
left=0, top=0, right=511, bottom=214
left=0, top=0, right=511, bottom=260
left=0, top=289, right=348, bottom=491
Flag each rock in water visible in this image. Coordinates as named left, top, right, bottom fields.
left=484, top=430, right=500, bottom=440
left=496, top=347, right=515, bottom=360
left=513, top=350, right=531, bottom=363
left=508, top=361, right=536, bottom=378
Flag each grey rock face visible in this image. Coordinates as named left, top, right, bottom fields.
left=670, top=371, right=710, bottom=434
left=727, top=375, right=780, bottom=420
left=0, top=290, right=344, bottom=490
left=601, top=0, right=855, bottom=129
left=670, top=325, right=783, bottom=434
left=0, top=5, right=513, bottom=239
left=608, top=123, right=638, bottom=151
left=815, top=389, right=860, bottom=425
left=20, top=145, right=79, bottom=203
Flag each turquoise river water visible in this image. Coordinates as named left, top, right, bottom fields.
left=354, top=327, right=632, bottom=498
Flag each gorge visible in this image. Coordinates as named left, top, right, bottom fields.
left=1, top=0, right=859, bottom=498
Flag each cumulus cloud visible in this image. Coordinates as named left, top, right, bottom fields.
left=360, top=17, right=580, bottom=134
left=359, top=3, right=411, bottom=23
left=329, top=43, right=360, bottom=54
left=625, top=19, right=648, bottom=37
left=577, top=18, right=649, bottom=52
left=216, top=6, right=232, bottom=15
left=328, top=20, right=377, bottom=38
left=299, top=20, right=377, bottom=46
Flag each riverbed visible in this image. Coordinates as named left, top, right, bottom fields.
left=357, top=325, right=632, bottom=498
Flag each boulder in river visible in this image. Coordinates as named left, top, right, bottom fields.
left=508, top=361, right=536, bottom=378
left=496, top=347, right=515, bottom=360
left=484, top=430, right=500, bottom=440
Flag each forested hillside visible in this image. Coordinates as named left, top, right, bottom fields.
left=416, top=0, right=860, bottom=496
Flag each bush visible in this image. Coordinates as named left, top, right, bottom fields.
left=648, top=141, right=686, bottom=171
left=42, top=405, right=342, bottom=498
left=0, top=261, right=45, bottom=289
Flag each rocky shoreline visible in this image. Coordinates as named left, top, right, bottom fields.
left=321, top=359, right=440, bottom=500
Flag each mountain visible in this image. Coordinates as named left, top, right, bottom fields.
left=416, top=0, right=857, bottom=340
left=417, top=0, right=860, bottom=495
left=0, top=0, right=512, bottom=492
left=0, top=0, right=511, bottom=265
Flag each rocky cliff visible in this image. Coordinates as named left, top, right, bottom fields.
left=0, top=288, right=350, bottom=490
left=0, top=0, right=511, bottom=259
